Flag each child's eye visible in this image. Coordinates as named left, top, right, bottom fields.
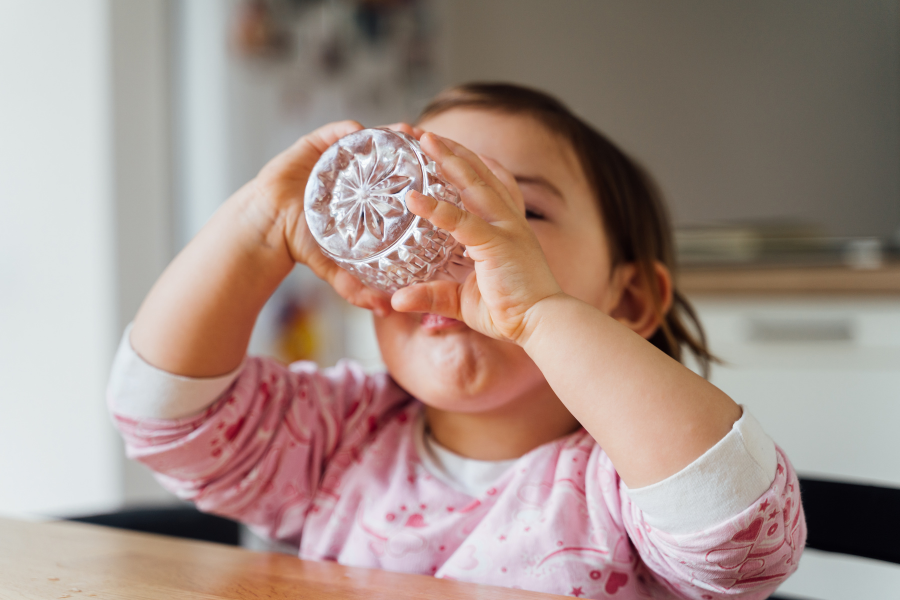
left=525, top=208, right=546, bottom=220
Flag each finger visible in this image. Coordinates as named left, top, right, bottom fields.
left=479, top=155, right=525, bottom=215
left=382, top=122, right=421, bottom=139
left=305, top=250, right=393, bottom=316
left=298, top=119, right=364, bottom=154
left=391, top=280, right=463, bottom=320
left=419, top=133, right=518, bottom=222
left=430, top=135, right=524, bottom=218
left=331, top=270, right=394, bottom=317
left=429, top=135, right=521, bottom=214
left=406, top=189, right=496, bottom=248
left=265, top=120, right=364, bottom=178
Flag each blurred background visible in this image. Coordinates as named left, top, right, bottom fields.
left=0, top=1, right=898, bottom=598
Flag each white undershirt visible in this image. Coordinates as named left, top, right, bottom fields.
left=414, top=413, right=518, bottom=497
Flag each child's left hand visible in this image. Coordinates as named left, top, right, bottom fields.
left=391, top=133, right=563, bottom=346
left=391, top=133, right=744, bottom=491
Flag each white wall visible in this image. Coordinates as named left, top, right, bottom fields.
left=443, top=0, right=900, bottom=238
left=110, top=0, right=179, bottom=507
left=176, top=0, right=233, bottom=246
left=180, top=1, right=900, bottom=240
left=0, top=1, right=119, bottom=516
left=0, top=0, right=179, bottom=516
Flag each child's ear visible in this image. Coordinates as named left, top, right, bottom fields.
left=608, top=262, right=674, bottom=340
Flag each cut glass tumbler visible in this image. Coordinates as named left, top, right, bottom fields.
left=304, top=128, right=470, bottom=293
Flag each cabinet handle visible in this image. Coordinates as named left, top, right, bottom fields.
left=747, top=317, right=854, bottom=343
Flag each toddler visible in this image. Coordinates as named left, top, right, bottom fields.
left=109, top=83, right=805, bottom=599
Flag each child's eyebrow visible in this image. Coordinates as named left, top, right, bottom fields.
left=513, top=175, right=565, bottom=203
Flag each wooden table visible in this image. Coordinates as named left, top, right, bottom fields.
left=1, top=518, right=563, bottom=599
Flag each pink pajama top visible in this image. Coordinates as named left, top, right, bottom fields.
left=109, top=336, right=805, bottom=599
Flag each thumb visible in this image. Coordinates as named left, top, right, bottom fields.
left=391, top=280, right=463, bottom=320
left=262, top=120, right=363, bottom=180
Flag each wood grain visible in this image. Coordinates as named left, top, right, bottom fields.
left=678, top=263, right=900, bottom=296
left=0, top=518, right=565, bottom=600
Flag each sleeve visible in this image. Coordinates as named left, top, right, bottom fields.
left=108, top=325, right=243, bottom=419
left=109, top=354, right=409, bottom=546
left=624, top=409, right=778, bottom=535
left=614, top=414, right=806, bottom=599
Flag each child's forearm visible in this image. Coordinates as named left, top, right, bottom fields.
left=521, top=293, right=742, bottom=489
left=131, top=183, right=294, bottom=378
left=130, top=121, right=395, bottom=378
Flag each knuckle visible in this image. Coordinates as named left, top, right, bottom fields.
left=337, top=119, right=362, bottom=130
left=257, top=178, right=288, bottom=203
left=446, top=156, right=478, bottom=183
left=425, top=284, right=437, bottom=308
left=450, top=206, right=467, bottom=230
left=432, top=202, right=458, bottom=230
left=472, top=176, right=491, bottom=190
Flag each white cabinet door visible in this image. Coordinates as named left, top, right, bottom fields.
left=690, top=297, right=900, bottom=600
left=693, top=298, right=900, bottom=487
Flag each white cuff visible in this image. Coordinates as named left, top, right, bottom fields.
left=107, top=325, right=243, bottom=420
left=625, top=408, right=777, bottom=535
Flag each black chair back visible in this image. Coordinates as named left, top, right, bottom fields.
left=770, top=477, right=900, bottom=599
left=68, top=506, right=240, bottom=546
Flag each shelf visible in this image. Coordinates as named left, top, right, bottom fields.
left=678, top=263, right=900, bottom=296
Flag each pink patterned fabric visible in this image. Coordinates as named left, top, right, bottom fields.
left=112, top=358, right=805, bottom=599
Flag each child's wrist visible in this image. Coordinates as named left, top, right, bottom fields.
left=517, top=292, right=581, bottom=350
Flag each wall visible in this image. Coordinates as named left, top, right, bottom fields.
left=443, top=0, right=900, bottom=238
left=176, top=0, right=233, bottom=247
left=110, top=0, right=178, bottom=506
left=0, top=0, right=178, bottom=516
left=0, top=1, right=119, bottom=517
left=176, top=0, right=449, bottom=244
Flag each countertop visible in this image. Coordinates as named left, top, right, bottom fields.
left=678, top=262, right=900, bottom=296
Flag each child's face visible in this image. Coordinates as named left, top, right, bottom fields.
left=374, top=109, right=618, bottom=411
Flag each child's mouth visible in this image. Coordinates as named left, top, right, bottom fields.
left=421, top=313, right=463, bottom=331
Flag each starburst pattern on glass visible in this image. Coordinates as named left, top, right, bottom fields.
left=319, top=137, right=410, bottom=247
left=305, top=128, right=470, bottom=293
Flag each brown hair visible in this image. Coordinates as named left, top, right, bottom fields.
left=418, top=82, right=715, bottom=376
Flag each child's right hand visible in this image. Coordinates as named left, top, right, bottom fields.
left=131, top=120, right=411, bottom=376
left=248, top=120, right=393, bottom=317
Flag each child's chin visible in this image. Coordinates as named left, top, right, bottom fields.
left=387, top=338, right=539, bottom=409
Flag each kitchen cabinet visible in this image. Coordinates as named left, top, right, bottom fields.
left=687, top=293, right=900, bottom=600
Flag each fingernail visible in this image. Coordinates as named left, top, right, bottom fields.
left=407, top=189, right=435, bottom=209
left=423, top=132, right=446, bottom=147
